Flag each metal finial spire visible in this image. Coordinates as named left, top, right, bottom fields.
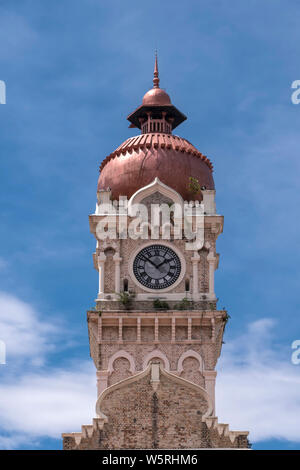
left=153, top=51, right=159, bottom=88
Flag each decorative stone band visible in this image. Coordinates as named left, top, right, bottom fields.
left=99, top=133, right=214, bottom=173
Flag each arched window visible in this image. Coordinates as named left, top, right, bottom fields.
left=185, top=278, right=190, bottom=292
left=123, top=278, right=128, bottom=292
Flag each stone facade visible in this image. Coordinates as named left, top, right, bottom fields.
left=62, top=182, right=249, bottom=449
left=89, top=211, right=221, bottom=303
left=62, top=65, right=250, bottom=448
left=63, top=363, right=249, bottom=449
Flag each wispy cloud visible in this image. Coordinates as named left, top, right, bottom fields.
left=0, top=292, right=62, bottom=366
left=0, top=291, right=95, bottom=449
left=217, top=318, right=300, bottom=443
left=0, top=362, right=95, bottom=444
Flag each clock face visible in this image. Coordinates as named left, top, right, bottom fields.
left=133, top=244, right=181, bottom=290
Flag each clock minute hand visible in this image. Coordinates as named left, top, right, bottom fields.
left=140, top=254, right=158, bottom=268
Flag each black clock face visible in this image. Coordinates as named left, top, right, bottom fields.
left=133, top=245, right=181, bottom=290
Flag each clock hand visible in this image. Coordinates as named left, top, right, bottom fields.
left=140, top=254, right=158, bottom=268
left=156, top=258, right=174, bottom=269
left=156, top=260, right=166, bottom=269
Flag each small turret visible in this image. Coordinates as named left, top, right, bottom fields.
left=127, top=53, right=187, bottom=133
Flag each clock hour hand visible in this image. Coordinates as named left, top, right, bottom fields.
left=156, top=258, right=173, bottom=269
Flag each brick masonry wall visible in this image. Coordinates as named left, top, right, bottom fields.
left=100, top=340, right=218, bottom=372
left=108, top=357, right=132, bottom=386
left=63, top=371, right=248, bottom=449
left=97, top=314, right=223, bottom=373
left=180, top=357, right=205, bottom=387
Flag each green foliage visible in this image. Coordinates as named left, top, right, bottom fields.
left=222, top=311, right=231, bottom=335
left=187, top=176, right=201, bottom=195
left=224, top=312, right=231, bottom=324
left=174, top=297, right=193, bottom=311
left=117, top=291, right=136, bottom=310
left=153, top=298, right=170, bottom=310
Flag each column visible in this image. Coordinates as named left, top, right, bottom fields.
left=171, top=318, right=176, bottom=343
left=97, top=316, right=102, bottom=342
left=96, top=370, right=109, bottom=396
left=155, top=318, right=159, bottom=344
left=203, top=370, right=217, bottom=415
left=137, top=317, right=141, bottom=343
left=97, top=252, right=106, bottom=299
left=113, top=252, right=122, bottom=296
left=118, top=317, right=123, bottom=343
left=207, top=249, right=216, bottom=299
left=188, top=317, right=192, bottom=341
left=211, top=317, right=215, bottom=342
left=191, top=252, right=200, bottom=301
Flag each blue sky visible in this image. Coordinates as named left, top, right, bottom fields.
left=0, top=0, right=300, bottom=449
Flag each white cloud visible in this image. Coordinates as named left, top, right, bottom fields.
left=216, top=318, right=300, bottom=444
left=0, top=291, right=96, bottom=449
left=0, top=362, right=96, bottom=443
left=0, top=292, right=61, bottom=366
left=0, top=433, right=37, bottom=451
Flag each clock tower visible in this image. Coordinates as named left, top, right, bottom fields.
left=62, top=56, right=249, bottom=450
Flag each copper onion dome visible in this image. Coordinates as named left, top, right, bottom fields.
left=97, top=54, right=215, bottom=201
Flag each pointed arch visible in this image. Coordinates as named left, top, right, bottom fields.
left=108, top=350, right=135, bottom=375
left=128, top=177, right=184, bottom=215
left=177, top=350, right=204, bottom=374
left=142, top=349, right=170, bottom=371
